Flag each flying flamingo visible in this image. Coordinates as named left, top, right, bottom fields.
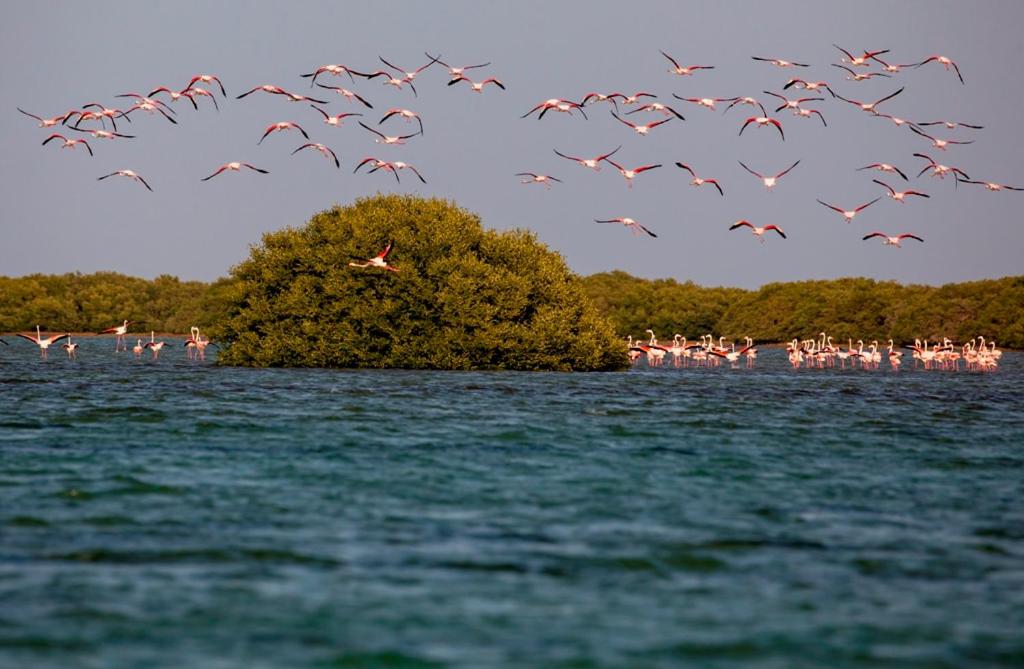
left=236, top=84, right=289, bottom=99
left=660, top=51, right=714, bottom=76
left=144, top=331, right=167, bottom=360
left=624, top=102, right=685, bottom=119
left=291, top=143, right=340, bottom=168
left=792, top=107, right=827, bottom=125
left=833, top=87, right=904, bottom=113
left=15, top=326, right=68, bottom=360
left=98, top=170, right=153, bottom=192
left=957, top=179, right=1023, bottom=192
left=729, top=220, right=786, bottom=242
left=834, top=44, right=890, bottom=67
left=671, top=94, right=736, bottom=111
left=870, top=55, right=918, bottom=73
left=831, top=64, right=892, bottom=81
left=62, top=335, right=78, bottom=360
left=299, top=64, right=367, bottom=86
left=121, top=100, right=178, bottom=124
left=516, top=173, right=561, bottom=189
left=361, top=69, right=420, bottom=96
left=447, top=76, right=506, bottom=93
left=874, top=113, right=918, bottom=129
left=674, top=163, right=723, bottom=195
left=857, top=162, right=908, bottom=180
left=358, top=121, right=420, bottom=145
left=522, top=98, right=587, bottom=119
left=315, top=84, right=374, bottom=108
left=763, top=90, right=823, bottom=112
left=873, top=180, right=930, bottom=203
left=379, top=108, right=424, bottom=134
left=148, top=86, right=200, bottom=110
left=914, top=153, right=969, bottom=181
left=723, top=97, right=762, bottom=114
left=99, top=320, right=132, bottom=351
left=580, top=92, right=625, bottom=110
left=909, top=125, right=974, bottom=150
left=751, top=56, right=810, bottom=68
left=201, top=162, right=269, bottom=180
left=17, top=108, right=74, bottom=127
left=310, top=105, right=362, bottom=127
left=738, top=160, right=800, bottom=190
left=918, top=120, right=983, bottom=130
left=68, top=127, right=134, bottom=140
left=349, top=242, right=399, bottom=272
left=424, top=52, right=491, bottom=79
left=355, top=157, right=400, bottom=182
left=42, top=133, right=93, bottom=156
left=782, top=79, right=834, bottom=95
left=910, top=55, right=965, bottom=84
left=258, top=121, right=309, bottom=144
left=377, top=54, right=439, bottom=83
left=603, top=159, right=662, bottom=188
left=610, top=111, right=673, bottom=135
left=817, top=197, right=881, bottom=222
left=552, top=146, right=620, bottom=171
left=78, top=103, right=132, bottom=130
left=738, top=113, right=784, bottom=140
left=594, top=218, right=657, bottom=238
left=862, top=232, right=924, bottom=247
left=182, top=86, right=219, bottom=111
left=186, top=74, right=227, bottom=96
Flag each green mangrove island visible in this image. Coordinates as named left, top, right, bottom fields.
left=2, top=195, right=1022, bottom=369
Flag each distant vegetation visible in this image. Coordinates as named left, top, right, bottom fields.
left=581, top=271, right=1024, bottom=348
left=3, top=255, right=1022, bottom=353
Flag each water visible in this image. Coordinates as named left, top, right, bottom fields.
left=1, top=338, right=1023, bottom=668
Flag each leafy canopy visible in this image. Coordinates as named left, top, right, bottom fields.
left=214, top=194, right=628, bottom=370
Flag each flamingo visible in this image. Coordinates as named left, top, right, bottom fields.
left=751, top=56, right=810, bottom=68
left=148, top=86, right=201, bottom=110
left=914, top=153, right=969, bottom=181
left=522, top=98, right=587, bottom=119
left=738, top=160, right=800, bottom=190
left=610, top=111, right=673, bottom=135
left=957, top=179, right=1023, bottom=192
left=144, top=331, right=167, bottom=360
left=660, top=51, right=714, bottom=76
left=603, top=159, right=662, bottom=188
left=315, top=84, right=374, bottom=109
left=97, top=170, right=153, bottom=192
left=791, top=107, right=827, bottom=125
left=729, top=220, right=786, bottom=242
left=553, top=146, right=620, bottom=171
left=15, top=326, right=68, bottom=360
left=379, top=108, right=424, bottom=134
left=723, top=97, right=762, bottom=114
left=258, top=121, right=309, bottom=144
left=121, top=100, right=178, bottom=124
left=580, top=92, right=625, bottom=111
left=671, top=95, right=736, bottom=111
left=201, top=162, right=269, bottom=181
left=185, top=326, right=200, bottom=360
left=870, top=55, right=917, bottom=73
left=349, top=242, right=399, bottom=272
left=62, top=335, right=78, bottom=360
left=831, top=64, right=892, bottom=81
left=78, top=103, right=132, bottom=130
left=516, top=173, right=561, bottom=189
left=887, top=339, right=903, bottom=367
left=833, top=87, right=903, bottom=113
left=355, top=157, right=400, bottom=182
left=763, top=90, right=823, bottom=113
left=68, top=127, right=134, bottom=140
left=236, top=84, right=289, bottom=99
left=358, top=121, right=420, bottom=145
left=594, top=218, right=657, bottom=238
left=17, top=108, right=74, bottom=127
left=910, top=55, right=965, bottom=84
left=310, top=105, right=362, bottom=127
left=186, top=74, right=227, bottom=96
left=857, top=162, right=908, bottom=180
left=424, top=52, right=491, bottom=79
left=909, top=126, right=974, bottom=151
left=624, top=102, right=685, bottom=119
left=182, top=86, right=220, bottom=111
left=873, top=180, right=929, bottom=202
left=42, top=133, right=93, bottom=156
left=447, top=76, right=505, bottom=93
left=862, top=232, right=924, bottom=247
left=291, top=143, right=340, bottom=168
left=783, top=79, right=834, bottom=95
left=674, top=163, right=723, bottom=195
left=834, top=44, right=890, bottom=67
left=377, top=54, right=439, bottom=83
left=99, top=320, right=133, bottom=351
left=817, top=197, right=881, bottom=222
left=918, top=120, right=983, bottom=131
left=132, top=339, right=144, bottom=359
left=618, top=92, right=657, bottom=105
left=300, top=64, right=366, bottom=86
left=739, top=114, right=784, bottom=140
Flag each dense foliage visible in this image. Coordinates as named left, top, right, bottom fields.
left=215, top=195, right=628, bottom=370
left=582, top=271, right=1024, bottom=348
left=0, top=272, right=233, bottom=334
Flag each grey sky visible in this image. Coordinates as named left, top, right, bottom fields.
left=1, top=1, right=1021, bottom=288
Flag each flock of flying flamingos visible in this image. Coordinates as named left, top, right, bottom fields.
left=7, top=44, right=1017, bottom=365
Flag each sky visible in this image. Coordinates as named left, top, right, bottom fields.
left=1, top=1, right=1021, bottom=289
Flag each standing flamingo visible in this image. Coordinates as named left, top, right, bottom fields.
left=15, top=326, right=68, bottom=360
left=99, top=320, right=132, bottom=351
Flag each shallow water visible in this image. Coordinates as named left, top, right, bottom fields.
left=1, top=339, right=1022, bottom=668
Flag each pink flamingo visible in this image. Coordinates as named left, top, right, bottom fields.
left=201, top=162, right=269, bottom=181
left=15, top=326, right=68, bottom=360
left=729, top=220, right=786, bottom=242
left=817, top=197, right=881, bottom=223
left=349, top=242, right=399, bottom=273
left=738, top=160, right=800, bottom=190
left=553, top=146, right=620, bottom=171
left=675, top=163, right=723, bottom=195
left=594, top=218, right=657, bottom=238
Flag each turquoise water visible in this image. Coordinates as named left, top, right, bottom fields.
left=1, top=339, right=1022, bottom=668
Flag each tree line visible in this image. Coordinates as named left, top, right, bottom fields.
left=2, top=269, right=1022, bottom=349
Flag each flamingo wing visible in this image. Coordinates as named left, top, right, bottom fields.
left=897, top=234, right=924, bottom=242
left=729, top=220, right=754, bottom=231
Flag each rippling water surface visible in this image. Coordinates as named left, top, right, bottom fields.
left=1, top=339, right=1022, bottom=668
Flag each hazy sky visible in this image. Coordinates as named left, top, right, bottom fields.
left=2, top=1, right=1021, bottom=288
